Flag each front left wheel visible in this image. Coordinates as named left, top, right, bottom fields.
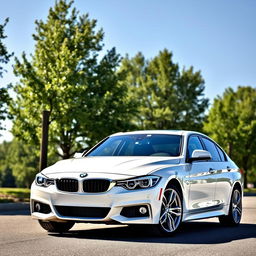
left=151, top=186, right=183, bottom=236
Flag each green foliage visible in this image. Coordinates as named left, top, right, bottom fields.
left=0, top=18, right=12, bottom=131
left=81, top=48, right=138, bottom=145
left=119, top=49, right=209, bottom=130
left=0, top=18, right=12, bottom=78
left=10, top=0, right=136, bottom=158
left=204, top=86, right=256, bottom=188
left=248, top=168, right=256, bottom=185
left=0, top=141, right=15, bottom=187
left=0, top=87, right=10, bottom=130
left=8, top=140, right=39, bottom=188
left=0, top=140, right=39, bottom=188
left=0, top=139, right=59, bottom=188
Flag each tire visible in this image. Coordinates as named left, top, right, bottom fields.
left=219, top=187, right=242, bottom=226
left=38, top=220, right=75, bottom=233
left=151, top=185, right=183, bottom=236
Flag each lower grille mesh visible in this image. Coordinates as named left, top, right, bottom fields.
left=55, top=206, right=110, bottom=218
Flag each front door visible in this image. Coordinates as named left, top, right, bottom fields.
left=187, top=136, right=216, bottom=211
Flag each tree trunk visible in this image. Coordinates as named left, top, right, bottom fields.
left=244, top=168, right=248, bottom=189
left=242, top=155, right=249, bottom=189
left=61, top=144, right=71, bottom=159
left=39, top=110, right=50, bottom=171
left=228, top=142, right=233, bottom=158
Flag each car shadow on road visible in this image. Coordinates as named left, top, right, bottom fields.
left=49, top=221, right=256, bottom=244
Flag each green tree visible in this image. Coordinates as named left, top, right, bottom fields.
left=0, top=140, right=37, bottom=188
left=6, top=140, right=39, bottom=188
left=82, top=47, right=137, bottom=145
left=119, top=49, right=208, bottom=130
left=0, top=88, right=9, bottom=131
left=10, top=0, right=136, bottom=159
left=0, top=141, right=15, bottom=187
left=0, top=139, right=59, bottom=187
left=0, top=18, right=12, bottom=131
left=204, top=86, right=256, bottom=188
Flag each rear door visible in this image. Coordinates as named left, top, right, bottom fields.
left=212, top=144, right=233, bottom=206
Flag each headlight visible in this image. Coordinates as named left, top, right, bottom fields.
left=116, top=175, right=161, bottom=190
left=35, top=174, right=54, bottom=187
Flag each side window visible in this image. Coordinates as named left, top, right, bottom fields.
left=216, top=145, right=227, bottom=162
left=187, top=136, right=204, bottom=158
left=201, top=137, right=221, bottom=162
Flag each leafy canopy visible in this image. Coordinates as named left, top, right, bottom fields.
left=0, top=18, right=12, bottom=131
left=204, top=86, right=256, bottom=188
left=119, top=49, right=209, bottom=130
left=11, top=0, right=136, bottom=158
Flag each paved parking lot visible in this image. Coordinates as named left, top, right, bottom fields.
left=0, top=196, right=255, bottom=256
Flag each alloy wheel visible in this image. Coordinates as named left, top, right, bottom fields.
left=232, top=189, right=242, bottom=224
left=159, top=188, right=182, bottom=233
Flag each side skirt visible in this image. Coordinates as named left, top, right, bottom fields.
left=182, top=204, right=229, bottom=222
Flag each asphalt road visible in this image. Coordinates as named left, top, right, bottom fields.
left=0, top=197, right=255, bottom=256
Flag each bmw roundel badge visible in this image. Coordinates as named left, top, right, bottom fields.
left=80, top=173, right=88, bottom=178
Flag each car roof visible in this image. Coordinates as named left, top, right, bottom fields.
left=110, top=130, right=205, bottom=137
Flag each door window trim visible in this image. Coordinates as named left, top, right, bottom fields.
left=186, top=134, right=205, bottom=163
left=186, top=134, right=228, bottom=163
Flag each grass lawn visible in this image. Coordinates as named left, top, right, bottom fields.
left=0, top=188, right=30, bottom=203
left=244, top=188, right=256, bottom=194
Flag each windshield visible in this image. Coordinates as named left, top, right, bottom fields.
left=86, top=134, right=182, bottom=157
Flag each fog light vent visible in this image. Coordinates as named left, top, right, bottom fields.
left=35, top=203, right=41, bottom=212
left=33, top=201, right=51, bottom=214
left=120, top=205, right=149, bottom=218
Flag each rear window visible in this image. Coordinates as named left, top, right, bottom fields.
left=87, top=134, right=182, bottom=157
left=216, top=145, right=227, bottom=162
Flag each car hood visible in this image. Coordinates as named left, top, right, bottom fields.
left=42, top=156, right=181, bottom=179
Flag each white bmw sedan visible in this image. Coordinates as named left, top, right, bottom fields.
left=31, top=130, right=243, bottom=235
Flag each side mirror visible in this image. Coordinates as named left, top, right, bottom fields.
left=73, top=152, right=83, bottom=158
left=188, top=150, right=211, bottom=163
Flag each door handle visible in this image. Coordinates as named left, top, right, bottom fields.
left=227, top=166, right=231, bottom=172
left=209, top=168, right=215, bottom=174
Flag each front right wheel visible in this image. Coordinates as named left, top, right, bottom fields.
left=151, top=186, right=183, bottom=236
left=219, top=187, right=242, bottom=226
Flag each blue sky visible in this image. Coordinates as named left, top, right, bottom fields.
left=0, top=0, right=256, bottom=140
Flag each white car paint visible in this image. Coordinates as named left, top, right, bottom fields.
left=30, top=130, right=243, bottom=233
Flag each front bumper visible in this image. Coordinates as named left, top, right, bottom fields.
left=30, top=181, right=164, bottom=224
